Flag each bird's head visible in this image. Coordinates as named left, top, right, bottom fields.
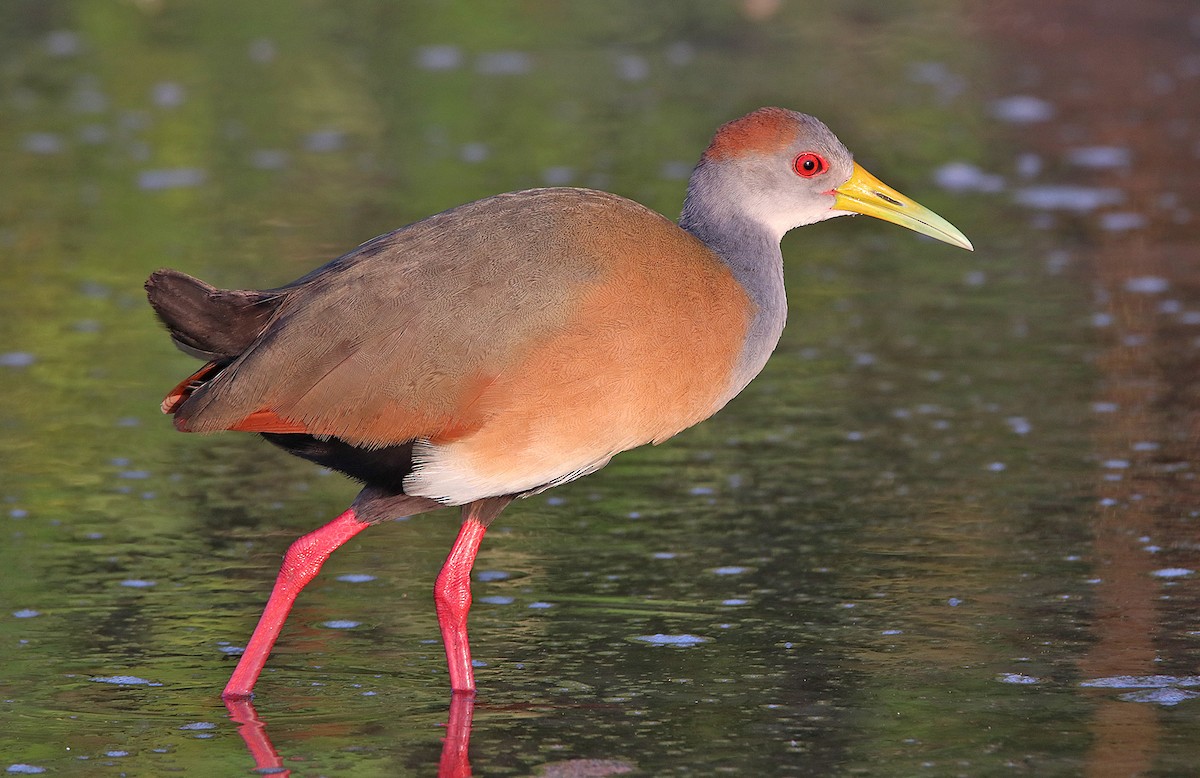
left=689, top=107, right=972, bottom=251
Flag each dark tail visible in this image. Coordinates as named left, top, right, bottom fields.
left=145, top=269, right=284, bottom=361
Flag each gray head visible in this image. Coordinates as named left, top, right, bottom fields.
left=682, top=107, right=973, bottom=250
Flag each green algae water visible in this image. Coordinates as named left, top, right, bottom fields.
left=2, top=1, right=1199, bottom=775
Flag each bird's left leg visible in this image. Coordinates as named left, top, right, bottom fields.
left=434, top=496, right=514, bottom=693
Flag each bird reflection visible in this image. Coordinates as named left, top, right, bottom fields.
left=438, top=693, right=476, bottom=778
left=223, top=696, right=288, bottom=776
left=224, top=692, right=477, bottom=777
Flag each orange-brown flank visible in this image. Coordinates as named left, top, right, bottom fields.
left=168, top=189, right=753, bottom=499
left=441, top=204, right=754, bottom=492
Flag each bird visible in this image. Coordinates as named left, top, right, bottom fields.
left=145, top=107, right=972, bottom=700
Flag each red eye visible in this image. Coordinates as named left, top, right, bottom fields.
left=793, top=152, right=827, bottom=178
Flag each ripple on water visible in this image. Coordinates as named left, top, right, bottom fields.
left=45, top=29, right=80, bottom=57
left=304, top=129, right=345, bottom=153
left=932, top=161, right=1005, bottom=193
left=119, top=579, right=156, bottom=588
left=1124, top=276, right=1170, bottom=294
left=415, top=45, right=463, bottom=71
left=633, top=634, right=710, bottom=647
left=1080, top=674, right=1200, bottom=689
left=1150, top=568, right=1194, bottom=578
left=1119, top=688, right=1199, bottom=706
left=1006, top=417, right=1032, bottom=435
left=990, top=95, right=1055, bottom=123
left=1012, top=185, right=1124, bottom=212
left=0, top=353, right=35, bottom=368
left=336, top=573, right=376, bottom=583
left=1081, top=675, right=1200, bottom=707
left=476, top=51, right=532, bottom=76
left=1100, top=212, right=1147, bottom=231
left=247, top=38, right=276, bottom=63
left=249, top=149, right=289, bottom=170
left=1065, top=145, right=1130, bottom=169
left=22, top=133, right=65, bottom=155
left=89, top=675, right=162, bottom=686
left=151, top=81, right=186, bottom=108
left=138, top=168, right=206, bottom=191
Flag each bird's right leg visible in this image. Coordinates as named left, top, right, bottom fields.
left=223, top=508, right=369, bottom=699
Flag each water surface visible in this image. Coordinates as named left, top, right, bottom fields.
left=2, top=1, right=1199, bottom=775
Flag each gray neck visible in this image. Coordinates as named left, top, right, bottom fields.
left=680, top=165, right=788, bottom=401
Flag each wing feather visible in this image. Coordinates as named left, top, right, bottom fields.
left=173, top=189, right=612, bottom=445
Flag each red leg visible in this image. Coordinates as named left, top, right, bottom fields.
left=435, top=515, right=488, bottom=693
left=434, top=497, right=512, bottom=692
left=223, top=508, right=369, bottom=699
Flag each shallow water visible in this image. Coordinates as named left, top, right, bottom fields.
left=2, top=1, right=1199, bottom=775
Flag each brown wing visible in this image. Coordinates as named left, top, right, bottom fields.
left=171, top=189, right=640, bottom=446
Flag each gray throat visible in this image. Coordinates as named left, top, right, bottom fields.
left=679, top=186, right=788, bottom=401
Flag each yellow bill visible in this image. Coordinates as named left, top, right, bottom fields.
left=833, top=162, right=973, bottom=251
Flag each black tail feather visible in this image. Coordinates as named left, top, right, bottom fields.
left=145, top=269, right=283, bottom=361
